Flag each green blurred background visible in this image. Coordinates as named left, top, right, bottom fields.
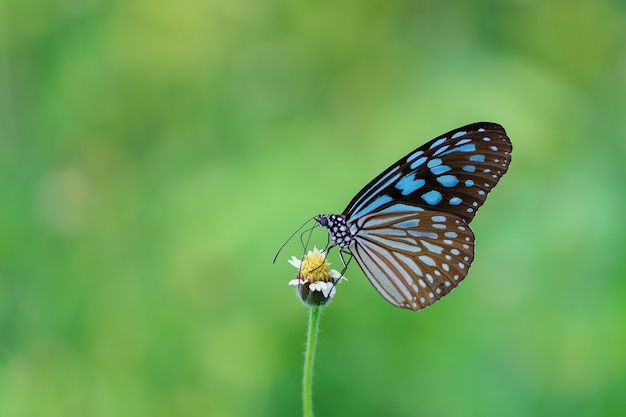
left=2, top=0, right=626, bottom=416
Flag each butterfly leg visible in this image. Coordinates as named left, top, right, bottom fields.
left=339, top=247, right=353, bottom=268
left=328, top=249, right=351, bottom=295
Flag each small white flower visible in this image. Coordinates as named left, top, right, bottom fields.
left=287, top=246, right=347, bottom=306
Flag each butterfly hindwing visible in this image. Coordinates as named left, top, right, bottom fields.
left=350, top=209, right=475, bottom=311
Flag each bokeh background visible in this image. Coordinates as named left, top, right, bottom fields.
left=2, top=0, right=626, bottom=416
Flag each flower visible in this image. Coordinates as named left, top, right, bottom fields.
left=288, top=247, right=346, bottom=306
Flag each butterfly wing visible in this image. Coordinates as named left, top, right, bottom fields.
left=343, top=122, right=512, bottom=224
left=350, top=209, right=475, bottom=311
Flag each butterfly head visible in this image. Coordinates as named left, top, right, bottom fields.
left=315, top=214, right=355, bottom=249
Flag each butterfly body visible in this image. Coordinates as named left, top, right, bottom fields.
left=315, top=214, right=354, bottom=249
left=316, top=122, right=512, bottom=311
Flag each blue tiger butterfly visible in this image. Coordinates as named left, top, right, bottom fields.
left=314, top=122, right=512, bottom=311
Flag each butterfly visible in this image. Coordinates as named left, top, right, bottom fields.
left=314, top=122, right=512, bottom=311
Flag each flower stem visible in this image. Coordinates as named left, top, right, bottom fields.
left=303, top=305, right=321, bottom=417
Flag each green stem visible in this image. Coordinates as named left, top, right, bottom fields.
left=303, top=305, right=321, bottom=417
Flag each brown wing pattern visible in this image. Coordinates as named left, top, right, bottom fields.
left=351, top=210, right=475, bottom=311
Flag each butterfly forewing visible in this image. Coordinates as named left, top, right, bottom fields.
left=344, top=122, right=512, bottom=224
left=350, top=209, right=475, bottom=311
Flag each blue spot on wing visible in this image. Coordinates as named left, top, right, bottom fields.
left=440, top=144, right=476, bottom=155
left=469, top=154, right=486, bottom=162
left=408, top=230, right=438, bottom=239
left=436, top=175, right=459, bottom=187
left=406, top=150, right=424, bottom=163
left=430, top=165, right=451, bottom=175
left=396, top=219, right=420, bottom=228
left=449, top=197, right=462, bottom=205
left=395, top=174, right=425, bottom=196
left=379, top=204, right=424, bottom=213
left=351, top=195, right=393, bottom=219
left=429, top=138, right=447, bottom=149
left=462, top=165, right=476, bottom=172
left=421, top=190, right=442, bottom=205
left=433, top=145, right=450, bottom=156
left=410, top=156, right=428, bottom=169
left=454, top=144, right=477, bottom=153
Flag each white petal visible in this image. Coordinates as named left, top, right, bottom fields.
left=320, top=282, right=334, bottom=298
left=288, top=278, right=306, bottom=286
left=288, top=257, right=302, bottom=269
left=330, top=269, right=347, bottom=281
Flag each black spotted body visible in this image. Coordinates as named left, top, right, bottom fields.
left=315, top=214, right=355, bottom=250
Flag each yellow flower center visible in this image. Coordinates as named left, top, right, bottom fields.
left=300, top=250, right=332, bottom=283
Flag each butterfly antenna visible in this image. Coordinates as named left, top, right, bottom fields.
left=273, top=217, right=317, bottom=264
left=307, top=233, right=335, bottom=274
left=299, top=223, right=316, bottom=255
